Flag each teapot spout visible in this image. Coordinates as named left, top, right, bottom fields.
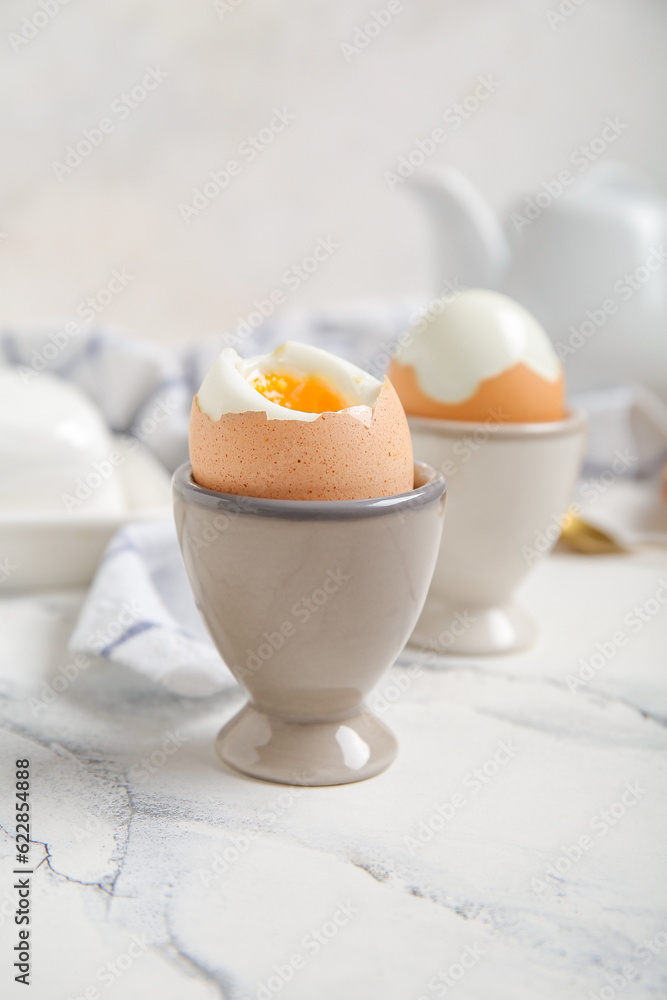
left=408, top=168, right=510, bottom=292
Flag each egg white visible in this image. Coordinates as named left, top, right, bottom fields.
left=398, top=288, right=562, bottom=404
left=196, top=341, right=382, bottom=422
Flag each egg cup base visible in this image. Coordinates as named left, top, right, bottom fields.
left=408, top=599, right=538, bottom=658
left=215, top=703, right=398, bottom=786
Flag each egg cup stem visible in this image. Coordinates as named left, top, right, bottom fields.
left=411, top=600, right=538, bottom=657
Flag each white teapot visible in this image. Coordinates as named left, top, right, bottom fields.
left=408, top=163, right=667, bottom=399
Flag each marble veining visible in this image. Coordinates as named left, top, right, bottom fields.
left=1, top=549, right=666, bottom=999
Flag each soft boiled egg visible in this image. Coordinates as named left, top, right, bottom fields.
left=189, top=341, right=414, bottom=500
left=389, top=289, right=565, bottom=422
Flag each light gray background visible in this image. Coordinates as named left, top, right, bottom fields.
left=1, top=0, right=664, bottom=343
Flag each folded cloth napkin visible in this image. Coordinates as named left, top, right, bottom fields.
left=68, top=518, right=230, bottom=697
left=571, top=384, right=667, bottom=477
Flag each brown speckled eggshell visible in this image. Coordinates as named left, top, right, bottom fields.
left=388, top=359, right=565, bottom=423
left=189, top=378, right=414, bottom=500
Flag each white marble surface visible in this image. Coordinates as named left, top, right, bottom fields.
left=1, top=546, right=666, bottom=999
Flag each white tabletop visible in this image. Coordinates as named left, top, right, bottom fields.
left=1, top=547, right=666, bottom=1000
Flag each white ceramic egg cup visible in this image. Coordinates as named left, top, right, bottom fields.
left=406, top=410, right=587, bottom=656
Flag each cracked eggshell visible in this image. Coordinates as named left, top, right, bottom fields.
left=189, top=378, right=414, bottom=501
left=389, top=360, right=565, bottom=423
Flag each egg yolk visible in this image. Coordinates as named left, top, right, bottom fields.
left=250, top=371, right=347, bottom=413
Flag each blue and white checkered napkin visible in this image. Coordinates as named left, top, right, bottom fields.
left=67, top=518, right=230, bottom=696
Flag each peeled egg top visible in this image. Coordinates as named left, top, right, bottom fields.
left=196, top=342, right=381, bottom=422
left=190, top=341, right=414, bottom=500
left=389, top=288, right=565, bottom=422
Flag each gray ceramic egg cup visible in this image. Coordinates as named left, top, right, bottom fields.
left=173, top=462, right=446, bottom=786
